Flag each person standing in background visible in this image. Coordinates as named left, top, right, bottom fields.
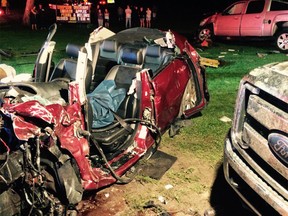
left=104, top=8, right=109, bottom=28
left=97, top=8, right=103, bottom=27
left=146, top=7, right=151, bottom=28
left=139, top=6, right=145, bottom=27
left=30, top=5, right=38, bottom=30
left=125, top=5, right=132, bottom=28
left=131, top=5, right=139, bottom=27
left=37, top=4, right=45, bottom=29
left=152, top=5, right=157, bottom=27
left=117, top=6, right=123, bottom=22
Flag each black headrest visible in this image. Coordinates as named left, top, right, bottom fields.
left=120, top=47, right=143, bottom=65
left=100, top=40, right=118, bottom=53
left=146, top=45, right=161, bottom=57
left=66, top=43, right=85, bottom=58
left=100, top=40, right=118, bottom=60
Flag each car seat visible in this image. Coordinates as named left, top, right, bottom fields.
left=91, top=40, right=120, bottom=90
left=99, top=39, right=119, bottom=60
left=143, top=45, right=162, bottom=74
left=49, top=43, right=93, bottom=93
left=88, top=47, right=143, bottom=155
left=118, top=46, right=144, bottom=68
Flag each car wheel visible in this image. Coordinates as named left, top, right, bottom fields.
left=198, top=27, right=213, bottom=41
left=275, top=29, right=288, bottom=53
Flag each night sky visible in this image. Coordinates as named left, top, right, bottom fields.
left=155, top=0, right=239, bottom=31
left=111, top=0, right=240, bottom=32
left=5, top=0, right=240, bottom=32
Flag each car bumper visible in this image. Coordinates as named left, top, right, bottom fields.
left=223, top=133, right=288, bottom=216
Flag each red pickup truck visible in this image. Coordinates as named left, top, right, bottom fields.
left=198, top=0, right=288, bottom=52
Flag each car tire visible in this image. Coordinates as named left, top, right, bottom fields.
left=198, top=26, right=213, bottom=42
left=275, top=29, right=288, bottom=53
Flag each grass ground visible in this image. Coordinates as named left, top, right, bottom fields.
left=1, top=21, right=287, bottom=215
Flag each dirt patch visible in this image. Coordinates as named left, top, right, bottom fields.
left=77, top=187, right=129, bottom=216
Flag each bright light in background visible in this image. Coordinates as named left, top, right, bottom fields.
left=107, top=0, right=115, bottom=3
left=99, top=0, right=106, bottom=5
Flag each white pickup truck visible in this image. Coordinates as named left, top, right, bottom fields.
left=223, top=60, right=288, bottom=215
left=198, top=0, right=288, bottom=52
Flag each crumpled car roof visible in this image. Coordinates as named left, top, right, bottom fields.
left=108, top=27, right=166, bottom=45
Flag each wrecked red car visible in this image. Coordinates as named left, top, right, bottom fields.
left=0, top=24, right=209, bottom=215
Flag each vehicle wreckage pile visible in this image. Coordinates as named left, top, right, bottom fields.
left=0, top=24, right=209, bottom=215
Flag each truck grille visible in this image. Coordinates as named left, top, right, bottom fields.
left=233, top=82, right=288, bottom=201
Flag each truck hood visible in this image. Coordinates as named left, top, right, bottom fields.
left=246, top=61, right=288, bottom=103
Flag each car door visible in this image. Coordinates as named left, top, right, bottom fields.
left=240, top=0, right=266, bottom=36
left=214, top=1, right=246, bottom=36
left=150, top=55, right=206, bottom=131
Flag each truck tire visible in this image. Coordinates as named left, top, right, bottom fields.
left=275, top=29, right=288, bottom=53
